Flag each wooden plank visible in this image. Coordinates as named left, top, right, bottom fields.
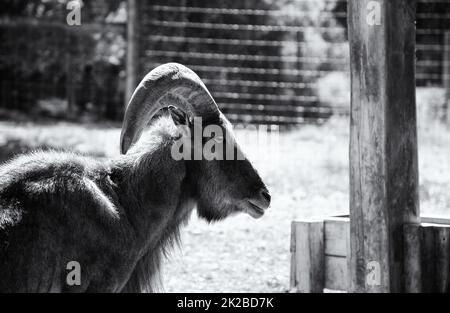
left=421, top=215, right=450, bottom=225
left=290, top=220, right=324, bottom=293
left=420, top=225, right=438, bottom=292
left=289, top=220, right=297, bottom=291
left=435, top=226, right=450, bottom=292
left=348, top=0, right=419, bottom=292
left=332, top=215, right=449, bottom=225
left=324, top=217, right=349, bottom=257
left=404, top=224, right=422, bottom=292
left=324, top=256, right=348, bottom=291
left=346, top=221, right=351, bottom=291
left=420, top=225, right=450, bottom=292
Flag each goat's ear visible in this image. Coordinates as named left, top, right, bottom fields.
left=168, top=105, right=191, bottom=126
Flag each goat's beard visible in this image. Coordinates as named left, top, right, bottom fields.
left=196, top=200, right=235, bottom=222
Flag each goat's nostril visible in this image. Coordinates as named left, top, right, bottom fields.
left=261, top=190, right=271, bottom=203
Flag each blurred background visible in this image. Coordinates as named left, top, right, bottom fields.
left=0, top=0, right=449, bottom=292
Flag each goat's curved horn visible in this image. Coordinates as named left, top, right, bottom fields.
left=120, top=63, right=220, bottom=154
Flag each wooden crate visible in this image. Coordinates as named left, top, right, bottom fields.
left=290, top=215, right=450, bottom=293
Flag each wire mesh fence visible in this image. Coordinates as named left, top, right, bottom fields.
left=135, top=0, right=450, bottom=125
left=0, top=0, right=449, bottom=125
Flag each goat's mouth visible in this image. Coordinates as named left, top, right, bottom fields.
left=238, top=189, right=270, bottom=219
left=244, top=200, right=266, bottom=219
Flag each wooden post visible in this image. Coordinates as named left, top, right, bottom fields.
left=444, top=32, right=450, bottom=124
left=348, top=0, right=419, bottom=292
left=125, top=0, right=140, bottom=105
left=290, top=221, right=324, bottom=293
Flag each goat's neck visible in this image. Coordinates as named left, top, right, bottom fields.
left=112, top=141, right=194, bottom=253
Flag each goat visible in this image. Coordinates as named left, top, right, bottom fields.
left=0, top=63, right=271, bottom=293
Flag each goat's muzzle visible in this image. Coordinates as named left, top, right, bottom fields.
left=245, top=188, right=271, bottom=219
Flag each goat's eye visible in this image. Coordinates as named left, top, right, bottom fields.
left=214, top=136, right=224, bottom=143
